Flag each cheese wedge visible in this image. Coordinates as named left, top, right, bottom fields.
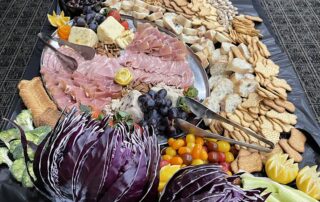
left=97, top=16, right=124, bottom=43
left=68, top=27, right=98, bottom=47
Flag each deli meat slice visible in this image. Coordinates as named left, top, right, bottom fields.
left=118, top=51, right=193, bottom=88
left=127, top=23, right=188, bottom=61
left=41, top=46, right=121, bottom=111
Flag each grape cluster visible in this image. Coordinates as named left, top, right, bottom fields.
left=138, top=89, right=188, bottom=137
left=73, top=4, right=105, bottom=31
left=66, top=0, right=99, bottom=8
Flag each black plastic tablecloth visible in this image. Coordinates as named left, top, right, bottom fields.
left=1, top=0, right=320, bottom=201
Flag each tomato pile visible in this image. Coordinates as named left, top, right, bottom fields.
left=160, top=134, right=236, bottom=175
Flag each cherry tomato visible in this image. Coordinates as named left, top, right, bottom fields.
left=217, top=152, right=226, bottom=162
left=191, top=144, right=202, bottom=159
left=195, top=137, right=204, bottom=145
left=200, top=149, right=208, bottom=161
left=165, top=147, right=177, bottom=156
left=168, top=138, right=175, bottom=146
left=178, top=147, right=191, bottom=155
left=160, top=160, right=170, bottom=168
left=172, top=139, right=185, bottom=150
left=120, top=20, right=129, bottom=30
left=225, top=152, right=235, bottom=163
left=191, top=159, right=204, bottom=165
left=208, top=151, right=219, bottom=163
left=107, top=9, right=121, bottom=22
left=187, top=142, right=195, bottom=150
left=220, top=162, right=230, bottom=172
left=180, top=153, right=193, bottom=165
left=217, top=141, right=231, bottom=152
left=186, top=134, right=195, bottom=143
left=162, top=155, right=173, bottom=161
left=202, top=146, right=208, bottom=153
left=170, top=156, right=183, bottom=165
left=206, top=141, right=218, bottom=152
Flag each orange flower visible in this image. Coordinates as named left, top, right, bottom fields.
left=57, top=24, right=71, bottom=40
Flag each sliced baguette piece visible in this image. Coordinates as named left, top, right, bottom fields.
left=204, top=30, right=217, bottom=42
left=132, top=11, right=148, bottom=19
left=197, top=25, right=207, bottom=37
left=235, top=79, right=258, bottom=97
left=195, top=51, right=209, bottom=68
left=221, top=93, right=242, bottom=113
left=147, top=12, right=163, bottom=21
left=174, top=15, right=192, bottom=28
left=183, top=27, right=198, bottom=36
left=209, top=61, right=228, bottom=76
left=230, top=73, right=255, bottom=84
left=163, top=13, right=183, bottom=35
left=155, top=19, right=164, bottom=27
left=208, top=49, right=221, bottom=65
left=132, top=5, right=149, bottom=14
left=238, top=43, right=251, bottom=60
left=179, top=33, right=200, bottom=44
left=215, top=32, right=233, bottom=43
left=134, top=0, right=148, bottom=8
left=190, top=43, right=204, bottom=52
left=121, top=0, right=134, bottom=10
left=147, top=4, right=165, bottom=13
left=221, top=42, right=235, bottom=55
left=227, top=58, right=253, bottom=74
left=208, top=75, right=226, bottom=90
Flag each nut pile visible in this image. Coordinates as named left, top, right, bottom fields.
left=95, top=42, right=120, bottom=57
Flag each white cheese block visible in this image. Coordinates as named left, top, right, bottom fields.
left=68, top=27, right=98, bottom=47
left=97, top=16, right=124, bottom=43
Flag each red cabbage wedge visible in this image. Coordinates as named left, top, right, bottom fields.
left=11, top=108, right=160, bottom=202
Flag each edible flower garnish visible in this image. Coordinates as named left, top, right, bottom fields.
left=47, top=11, right=70, bottom=27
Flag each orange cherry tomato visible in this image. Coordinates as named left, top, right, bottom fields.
left=57, top=24, right=71, bottom=40
left=172, top=139, right=185, bottom=150
left=200, top=149, right=208, bottom=161
left=191, top=144, right=202, bottom=159
left=168, top=138, right=175, bottom=146
left=165, top=147, right=177, bottom=156
left=170, top=156, right=183, bottom=165
left=225, top=152, right=235, bottom=163
left=162, top=155, right=173, bottom=161
left=195, top=137, right=204, bottom=145
left=178, top=147, right=191, bottom=155
left=186, top=134, right=195, bottom=143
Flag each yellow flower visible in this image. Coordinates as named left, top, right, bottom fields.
left=47, top=11, right=70, bottom=27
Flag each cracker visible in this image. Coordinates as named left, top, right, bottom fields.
left=266, top=110, right=297, bottom=125
left=242, top=111, right=255, bottom=122
left=163, top=0, right=172, bottom=8
left=272, top=118, right=293, bottom=133
left=245, top=15, right=263, bottom=23
left=224, top=129, right=231, bottom=138
left=266, top=83, right=288, bottom=99
left=181, top=6, right=195, bottom=15
left=238, top=149, right=252, bottom=157
left=170, top=1, right=183, bottom=12
left=249, top=123, right=259, bottom=132
left=288, top=128, right=306, bottom=153
left=255, top=61, right=279, bottom=78
left=221, top=122, right=234, bottom=132
left=258, top=86, right=279, bottom=100
left=260, top=143, right=283, bottom=164
left=173, top=0, right=188, bottom=6
left=279, top=139, right=303, bottom=162
left=263, top=99, right=286, bottom=113
left=239, top=130, right=250, bottom=142
left=241, top=93, right=263, bottom=108
left=271, top=77, right=292, bottom=91
left=227, top=113, right=241, bottom=124
left=235, top=110, right=251, bottom=128
left=257, top=41, right=271, bottom=58
left=238, top=152, right=263, bottom=173
left=231, top=159, right=239, bottom=173
left=274, top=99, right=296, bottom=113
left=260, top=116, right=274, bottom=130
left=248, top=107, right=259, bottom=114
left=270, top=119, right=283, bottom=133
left=261, top=128, right=280, bottom=144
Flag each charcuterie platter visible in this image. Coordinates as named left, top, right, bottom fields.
left=0, top=0, right=319, bottom=201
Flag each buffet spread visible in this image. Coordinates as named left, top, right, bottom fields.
left=0, top=0, right=319, bottom=201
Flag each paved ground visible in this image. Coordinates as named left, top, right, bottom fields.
left=259, top=0, right=320, bottom=122
left=0, top=0, right=319, bottom=129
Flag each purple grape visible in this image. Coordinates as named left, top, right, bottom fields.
left=157, top=89, right=167, bottom=99
left=76, top=17, right=86, bottom=27
left=89, top=20, right=98, bottom=31
left=85, top=13, right=96, bottom=24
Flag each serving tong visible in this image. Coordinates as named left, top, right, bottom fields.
left=175, top=97, right=275, bottom=152
left=37, top=32, right=96, bottom=71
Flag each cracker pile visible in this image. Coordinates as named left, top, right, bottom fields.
left=95, top=42, right=120, bottom=57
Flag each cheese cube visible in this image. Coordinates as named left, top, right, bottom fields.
left=97, top=16, right=124, bottom=43
left=68, top=27, right=98, bottom=47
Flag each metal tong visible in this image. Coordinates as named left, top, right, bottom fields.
left=175, top=97, right=275, bottom=152
left=38, top=32, right=78, bottom=72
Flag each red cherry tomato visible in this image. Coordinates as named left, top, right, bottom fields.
left=217, top=152, right=226, bottom=162
left=208, top=151, right=219, bottom=163
left=108, top=9, right=121, bottom=22
left=220, top=162, right=230, bottom=172
left=120, top=20, right=129, bottom=30
left=159, top=160, right=170, bottom=168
